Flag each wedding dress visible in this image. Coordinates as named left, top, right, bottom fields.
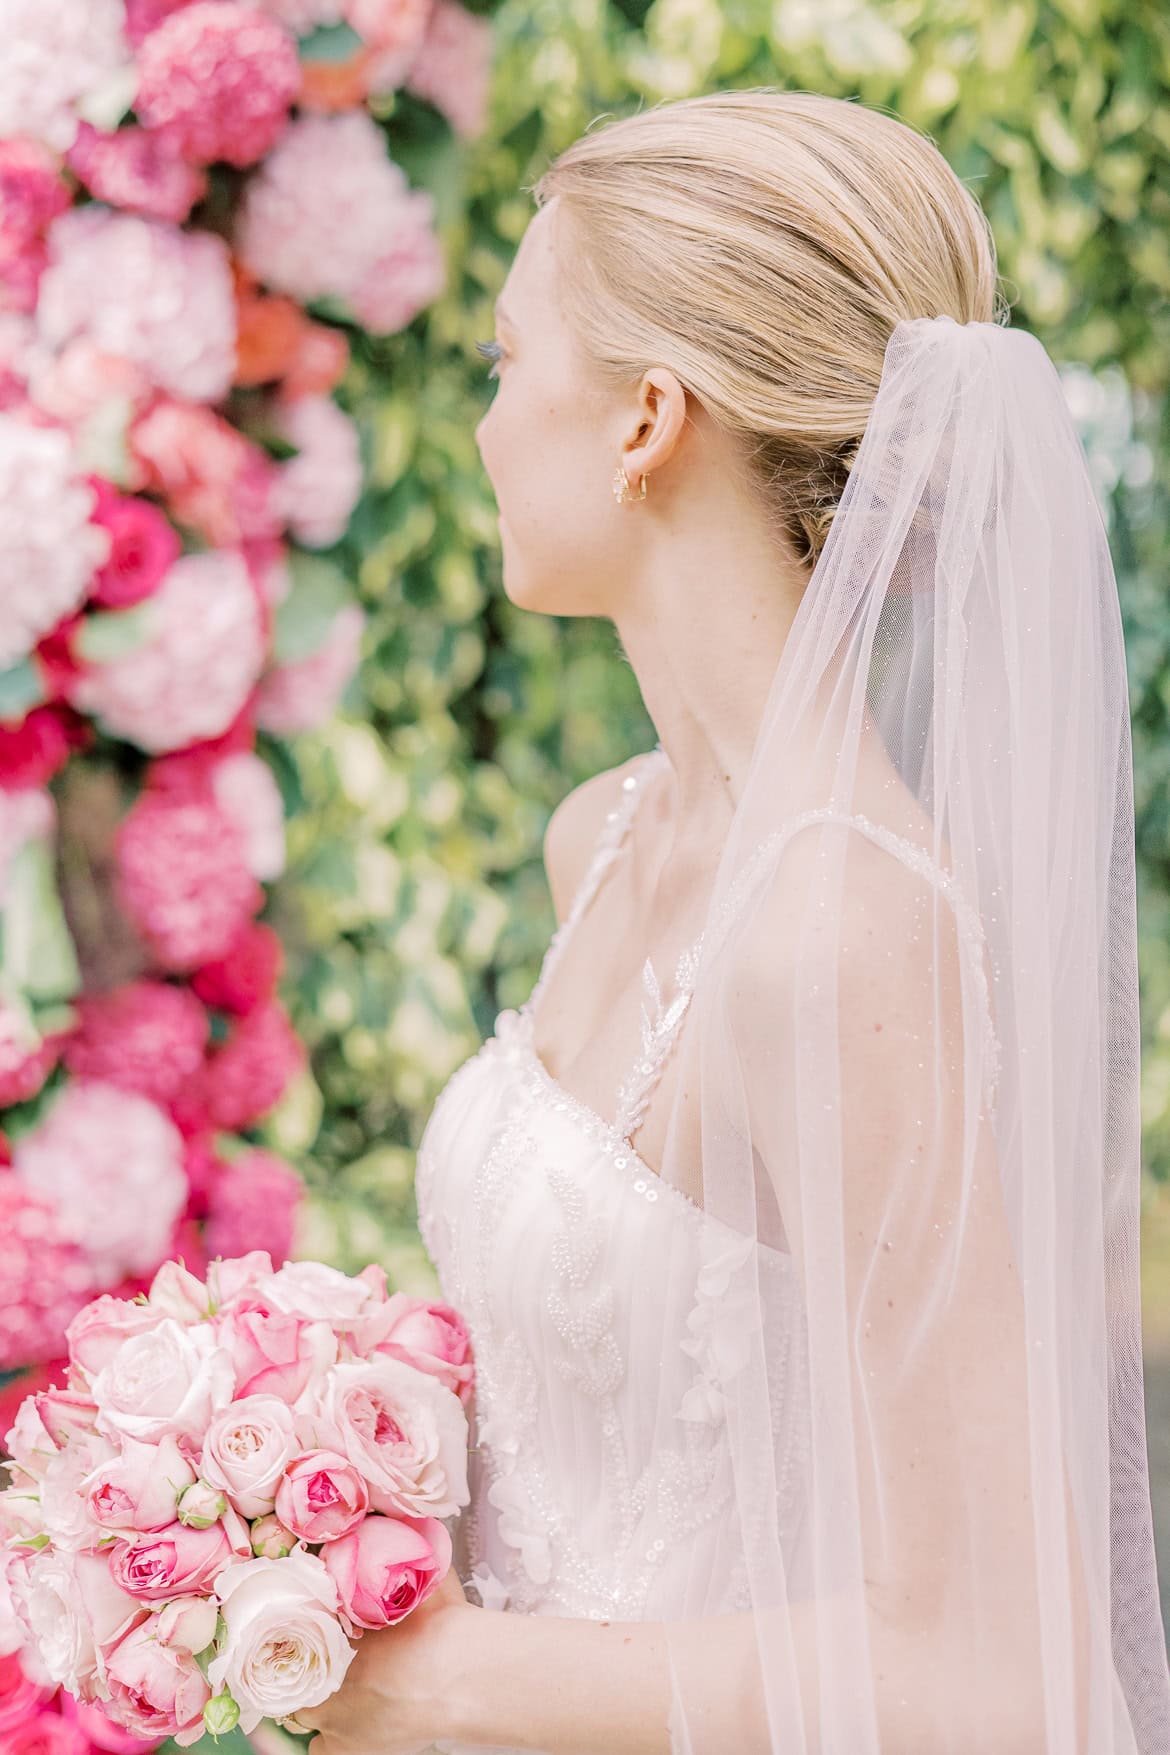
left=414, top=740, right=997, bottom=1754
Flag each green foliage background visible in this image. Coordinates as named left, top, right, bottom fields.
left=253, top=0, right=1170, bottom=1291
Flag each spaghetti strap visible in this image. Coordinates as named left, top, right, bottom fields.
left=521, top=747, right=667, bottom=1027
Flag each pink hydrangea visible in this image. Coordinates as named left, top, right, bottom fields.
left=0, top=139, right=71, bottom=242
left=124, top=0, right=199, bottom=47
left=63, top=979, right=209, bottom=1109
left=0, top=1173, right=95, bottom=1371
left=0, top=413, right=108, bottom=670
left=204, top=1147, right=302, bottom=1265
left=67, top=550, right=267, bottom=754
left=136, top=4, right=301, bottom=171
left=191, top=920, right=283, bottom=1016
left=129, top=400, right=280, bottom=548
left=87, top=479, right=181, bottom=610
left=405, top=0, right=493, bottom=138
left=235, top=112, right=445, bottom=334
left=255, top=602, right=365, bottom=734
left=273, top=394, right=362, bottom=548
left=65, top=123, right=208, bottom=225
left=199, top=998, right=305, bottom=1131
left=36, top=207, right=237, bottom=404
left=0, top=0, right=133, bottom=153
left=115, top=790, right=262, bottom=973
left=11, top=1081, right=188, bottom=1285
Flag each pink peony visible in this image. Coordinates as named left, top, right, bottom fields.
left=86, top=479, right=181, bottom=610
left=235, top=112, right=445, bottom=334
left=101, top=1619, right=210, bottom=1743
left=64, top=980, right=209, bottom=1108
left=0, top=140, right=71, bottom=242
left=0, top=414, right=107, bottom=669
left=136, top=4, right=301, bottom=171
left=130, top=399, right=280, bottom=548
left=275, top=1450, right=368, bottom=1544
left=272, top=393, right=362, bottom=549
left=36, top=208, right=237, bottom=405
left=0, top=1175, right=96, bottom=1372
left=65, top=124, right=207, bottom=225
left=255, top=603, right=365, bottom=735
left=204, top=1149, right=302, bottom=1266
left=404, top=0, right=493, bottom=138
left=11, top=1083, right=188, bottom=1287
left=115, top=790, right=262, bottom=972
left=68, top=550, right=268, bottom=754
left=191, top=920, right=283, bottom=1016
left=0, top=0, right=133, bottom=154
left=322, top=1512, right=451, bottom=1628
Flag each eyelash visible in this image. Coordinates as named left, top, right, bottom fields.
left=475, top=339, right=504, bottom=379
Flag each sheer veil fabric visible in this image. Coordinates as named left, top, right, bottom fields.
left=650, top=315, right=1170, bottom=1750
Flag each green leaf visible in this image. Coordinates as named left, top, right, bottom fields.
left=273, top=554, right=354, bottom=665
left=75, top=602, right=155, bottom=663
left=0, top=659, right=45, bottom=724
left=298, top=20, right=364, bottom=61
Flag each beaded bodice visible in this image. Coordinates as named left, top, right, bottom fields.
left=414, top=744, right=1001, bottom=1738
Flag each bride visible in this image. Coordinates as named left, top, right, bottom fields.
left=293, top=89, right=1170, bottom=1753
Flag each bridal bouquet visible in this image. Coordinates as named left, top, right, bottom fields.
left=0, top=1251, right=474, bottom=1745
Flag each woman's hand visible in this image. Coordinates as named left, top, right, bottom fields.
left=291, top=1566, right=474, bottom=1755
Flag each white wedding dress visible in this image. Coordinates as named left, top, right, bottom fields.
left=415, top=744, right=996, bottom=1755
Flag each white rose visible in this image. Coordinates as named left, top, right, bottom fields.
left=92, top=1319, right=234, bottom=1445
left=8, top=1549, right=140, bottom=1697
left=251, top=1261, right=382, bottom=1327
left=39, top=1431, right=117, bottom=1552
left=147, top=1259, right=211, bottom=1323
left=201, top=1396, right=299, bottom=1519
left=209, top=1549, right=355, bottom=1730
left=299, top=1357, right=469, bottom=1519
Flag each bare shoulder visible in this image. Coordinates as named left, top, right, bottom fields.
left=541, top=751, right=649, bottom=926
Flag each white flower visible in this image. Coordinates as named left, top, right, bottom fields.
left=92, top=1319, right=235, bottom=1446
left=0, top=0, right=133, bottom=152
left=209, top=1549, right=355, bottom=1731
left=0, top=414, right=108, bottom=669
left=201, top=1396, right=299, bottom=1520
left=210, top=753, right=286, bottom=882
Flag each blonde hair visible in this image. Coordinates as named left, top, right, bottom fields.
left=534, top=89, right=1008, bottom=568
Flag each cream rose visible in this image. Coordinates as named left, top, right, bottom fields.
left=92, top=1319, right=234, bottom=1445
left=200, top=1396, right=299, bottom=1518
left=208, top=1549, right=355, bottom=1731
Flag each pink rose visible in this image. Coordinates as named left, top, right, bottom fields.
left=85, top=1435, right=197, bottom=1534
left=322, top=1513, right=451, bottom=1629
left=220, top=1306, right=335, bottom=1404
left=204, top=1251, right=273, bottom=1312
left=203, top=1149, right=301, bottom=1270
left=12, top=1550, right=146, bottom=1700
left=87, top=481, right=180, bottom=610
left=200, top=1396, right=298, bottom=1518
left=248, top=1513, right=296, bottom=1559
left=364, top=1294, right=474, bottom=1404
left=110, top=1518, right=240, bottom=1601
left=299, top=1357, right=469, bottom=1520
left=0, top=1650, right=53, bottom=1733
left=66, top=1296, right=166, bottom=1378
left=250, top=1260, right=385, bottom=1330
left=154, top=1595, right=218, bottom=1657
left=275, top=1450, right=369, bottom=1544
left=28, top=1389, right=99, bottom=1450
left=102, top=1619, right=210, bottom=1745
left=145, top=1260, right=209, bottom=1325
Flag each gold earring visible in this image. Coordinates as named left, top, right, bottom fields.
left=613, top=462, right=647, bottom=504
